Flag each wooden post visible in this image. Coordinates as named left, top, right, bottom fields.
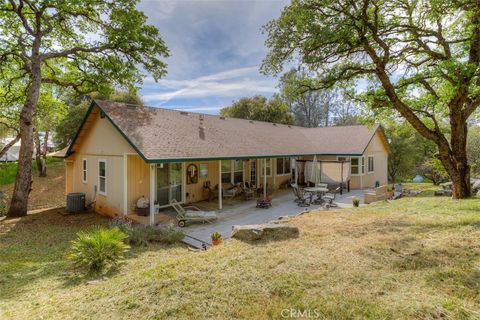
left=340, top=161, right=344, bottom=195
left=218, top=160, right=222, bottom=210
left=149, top=164, right=155, bottom=226
left=263, top=158, right=267, bottom=199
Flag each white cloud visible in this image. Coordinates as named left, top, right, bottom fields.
left=143, top=66, right=277, bottom=103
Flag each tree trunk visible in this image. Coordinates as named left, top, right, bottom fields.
left=40, top=131, right=48, bottom=177
left=34, top=130, right=43, bottom=176
left=0, top=133, right=20, bottom=160
left=7, top=47, right=42, bottom=217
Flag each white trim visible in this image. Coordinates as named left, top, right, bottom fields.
left=260, top=158, right=272, bottom=177
left=350, top=156, right=365, bottom=176
left=182, top=162, right=186, bottom=203
left=123, top=154, right=128, bottom=215
left=98, top=159, right=107, bottom=195
left=149, top=164, right=155, bottom=226
left=218, top=160, right=222, bottom=210
left=367, top=155, right=375, bottom=173
left=82, top=158, right=88, bottom=183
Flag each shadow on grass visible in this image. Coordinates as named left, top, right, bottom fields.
left=0, top=207, right=185, bottom=299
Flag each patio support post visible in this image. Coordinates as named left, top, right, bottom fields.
left=340, top=161, right=344, bottom=195
left=149, top=164, right=155, bottom=226
left=263, top=158, right=267, bottom=199
left=218, top=160, right=222, bottom=210
left=295, top=158, right=298, bottom=185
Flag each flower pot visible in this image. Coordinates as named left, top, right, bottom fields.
left=212, top=239, right=222, bottom=246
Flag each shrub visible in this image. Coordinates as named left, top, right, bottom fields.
left=148, top=224, right=185, bottom=244
left=110, top=219, right=184, bottom=245
left=67, top=226, right=129, bottom=273
left=352, top=197, right=360, bottom=207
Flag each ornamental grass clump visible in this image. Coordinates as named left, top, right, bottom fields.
left=67, top=226, right=129, bottom=273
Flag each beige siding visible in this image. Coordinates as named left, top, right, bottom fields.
left=363, top=132, right=388, bottom=187
left=185, top=161, right=220, bottom=203
left=126, top=155, right=150, bottom=213
left=67, top=106, right=135, bottom=217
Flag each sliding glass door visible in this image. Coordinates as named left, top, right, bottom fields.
left=156, top=163, right=183, bottom=207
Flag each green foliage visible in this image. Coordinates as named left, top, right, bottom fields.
left=110, top=219, right=184, bottom=246
left=385, top=122, right=436, bottom=182
left=55, top=91, right=144, bottom=149
left=352, top=197, right=360, bottom=207
left=262, top=0, right=480, bottom=196
left=0, top=157, right=63, bottom=186
left=467, top=126, right=480, bottom=175
left=211, top=231, right=222, bottom=241
left=416, top=158, right=449, bottom=185
left=220, top=95, right=294, bottom=124
left=67, top=226, right=129, bottom=273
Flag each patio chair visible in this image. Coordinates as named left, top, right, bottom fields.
left=242, top=182, right=255, bottom=200
left=323, top=187, right=341, bottom=208
left=292, top=184, right=310, bottom=207
left=221, top=182, right=237, bottom=199
left=315, top=182, right=328, bottom=189
left=170, top=199, right=218, bottom=227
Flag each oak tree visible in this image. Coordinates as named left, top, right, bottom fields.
left=263, top=0, right=480, bottom=198
left=0, top=0, right=169, bottom=216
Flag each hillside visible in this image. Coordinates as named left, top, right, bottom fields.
left=1, top=188, right=480, bottom=319
left=0, top=158, right=65, bottom=212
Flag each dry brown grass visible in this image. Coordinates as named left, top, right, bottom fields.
left=1, top=189, right=480, bottom=319
left=0, top=159, right=65, bottom=211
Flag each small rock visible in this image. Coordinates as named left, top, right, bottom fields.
left=231, top=223, right=299, bottom=241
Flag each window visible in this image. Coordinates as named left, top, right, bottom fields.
left=261, top=158, right=271, bottom=176
left=276, top=157, right=291, bottom=175
left=98, top=160, right=107, bottom=195
left=221, top=160, right=231, bottom=183
left=368, top=156, right=374, bottom=173
left=82, top=159, right=87, bottom=183
left=233, top=160, right=243, bottom=184
left=351, top=157, right=364, bottom=175
left=221, top=160, right=244, bottom=184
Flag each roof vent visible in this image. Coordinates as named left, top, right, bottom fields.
left=249, top=120, right=254, bottom=124
left=219, top=116, right=226, bottom=120
left=180, top=111, right=189, bottom=115
left=288, top=125, right=292, bottom=128
left=126, top=104, right=137, bottom=109
left=272, top=123, right=277, bottom=126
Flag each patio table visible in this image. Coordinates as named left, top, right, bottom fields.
left=304, top=187, right=329, bottom=204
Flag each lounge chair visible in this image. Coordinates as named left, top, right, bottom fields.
left=221, top=182, right=238, bottom=199
left=170, top=199, right=218, bottom=227
left=364, top=185, right=389, bottom=204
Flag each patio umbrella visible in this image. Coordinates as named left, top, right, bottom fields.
left=310, top=155, right=321, bottom=184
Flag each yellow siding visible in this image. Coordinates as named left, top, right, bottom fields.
left=127, top=155, right=150, bottom=213
left=363, top=132, right=388, bottom=187
left=67, top=106, right=135, bottom=217
left=185, top=161, right=219, bottom=203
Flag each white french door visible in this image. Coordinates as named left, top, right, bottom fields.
left=156, top=163, right=183, bottom=207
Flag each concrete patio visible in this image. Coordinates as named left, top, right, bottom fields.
left=178, top=188, right=367, bottom=245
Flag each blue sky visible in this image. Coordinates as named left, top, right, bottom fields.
left=137, top=0, right=289, bottom=114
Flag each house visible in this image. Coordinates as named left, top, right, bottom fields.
left=63, top=100, right=389, bottom=224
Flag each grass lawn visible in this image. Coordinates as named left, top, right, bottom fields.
left=1, top=186, right=480, bottom=319
left=0, top=157, right=65, bottom=211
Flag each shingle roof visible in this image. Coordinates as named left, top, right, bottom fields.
left=72, top=100, right=385, bottom=162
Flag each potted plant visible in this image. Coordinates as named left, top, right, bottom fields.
left=352, top=197, right=360, bottom=207
left=211, top=232, right=223, bottom=246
